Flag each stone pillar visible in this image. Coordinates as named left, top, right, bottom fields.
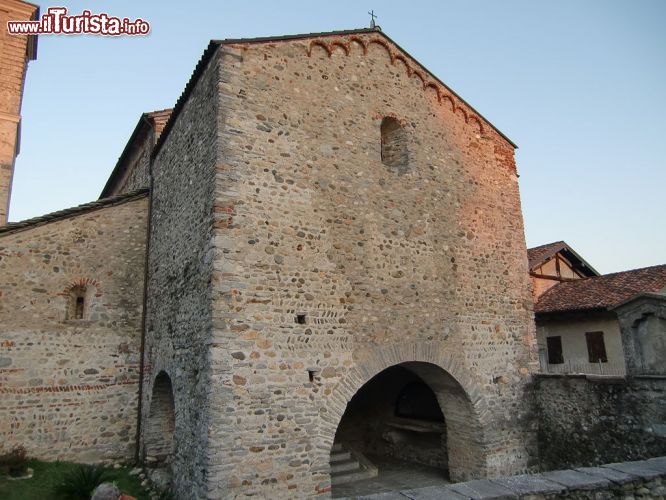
left=0, top=0, right=38, bottom=224
left=612, top=293, right=666, bottom=376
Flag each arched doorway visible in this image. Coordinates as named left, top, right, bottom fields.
left=330, top=361, right=484, bottom=495
left=144, top=371, right=175, bottom=474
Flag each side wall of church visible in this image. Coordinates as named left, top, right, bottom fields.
left=0, top=195, right=148, bottom=462
left=140, top=50, right=221, bottom=498
left=205, top=34, right=537, bottom=498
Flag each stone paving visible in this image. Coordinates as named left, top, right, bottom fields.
left=333, top=455, right=449, bottom=498
left=344, top=456, right=666, bottom=499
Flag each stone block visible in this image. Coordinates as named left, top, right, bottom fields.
left=491, top=474, right=565, bottom=496
left=574, top=466, right=638, bottom=485
left=541, top=469, right=611, bottom=490
left=449, top=478, right=518, bottom=499
left=603, top=461, right=664, bottom=480
left=401, top=484, right=468, bottom=499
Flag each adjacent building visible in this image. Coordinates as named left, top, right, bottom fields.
left=530, top=242, right=666, bottom=376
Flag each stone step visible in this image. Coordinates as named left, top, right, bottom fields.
left=330, top=458, right=361, bottom=474
left=330, top=450, right=352, bottom=462
left=331, top=443, right=344, bottom=453
left=330, top=467, right=378, bottom=486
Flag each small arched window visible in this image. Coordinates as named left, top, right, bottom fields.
left=380, top=117, right=409, bottom=174
left=67, top=285, right=88, bottom=320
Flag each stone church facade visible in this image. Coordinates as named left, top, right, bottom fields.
left=1, top=21, right=539, bottom=499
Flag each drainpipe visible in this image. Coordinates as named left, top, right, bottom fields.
left=134, top=114, right=156, bottom=463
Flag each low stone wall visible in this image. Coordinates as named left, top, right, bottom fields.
left=534, top=374, right=666, bottom=470
left=359, top=456, right=666, bottom=499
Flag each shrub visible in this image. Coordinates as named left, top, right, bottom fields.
left=54, top=463, right=108, bottom=499
left=0, top=445, right=29, bottom=477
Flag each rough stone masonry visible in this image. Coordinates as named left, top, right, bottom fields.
left=139, top=28, right=538, bottom=498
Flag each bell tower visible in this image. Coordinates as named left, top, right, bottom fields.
left=0, top=0, right=38, bottom=224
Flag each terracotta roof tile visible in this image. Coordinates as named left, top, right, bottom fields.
left=535, top=264, right=666, bottom=314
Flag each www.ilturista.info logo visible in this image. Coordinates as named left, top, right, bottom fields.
left=7, top=7, right=150, bottom=36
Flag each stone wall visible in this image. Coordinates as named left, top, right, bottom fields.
left=205, top=31, right=537, bottom=498
left=0, top=0, right=38, bottom=224
left=535, top=374, right=666, bottom=471
left=0, top=193, right=148, bottom=462
left=139, top=47, right=221, bottom=498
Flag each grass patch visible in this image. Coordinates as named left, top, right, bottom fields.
left=0, top=459, right=150, bottom=500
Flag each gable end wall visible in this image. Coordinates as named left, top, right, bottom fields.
left=205, top=34, right=536, bottom=498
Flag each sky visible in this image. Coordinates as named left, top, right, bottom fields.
left=8, top=0, right=666, bottom=274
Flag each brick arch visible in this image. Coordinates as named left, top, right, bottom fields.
left=348, top=36, right=367, bottom=54
left=59, top=277, right=102, bottom=297
left=329, top=41, right=349, bottom=56
left=425, top=82, right=441, bottom=102
left=59, top=278, right=101, bottom=320
left=307, top=40, right=331, bottom=57
left=469, top=115, right=485, bottom=134
left=457, top=106, right=469, bottom=123
left=316, top=342, right=492, bottom=487
left=411, top=70, right=426, bottom=87
left=392, top=54, right=412, bottom=76
left=366, top=39, right=394, bottom=63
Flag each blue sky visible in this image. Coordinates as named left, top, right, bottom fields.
left=9, top=0, right=666, bottom=273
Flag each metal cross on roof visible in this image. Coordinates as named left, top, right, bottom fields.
left=368, top=10, right=378, bottom=29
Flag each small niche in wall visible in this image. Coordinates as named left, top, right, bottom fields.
left=296, top=314, right=306, bottom=325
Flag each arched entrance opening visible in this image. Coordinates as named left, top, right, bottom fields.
left=144, top=371, right=175, bottom=482
left=330, top=362, right=484, bottom=494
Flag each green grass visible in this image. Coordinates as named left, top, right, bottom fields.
left=0, top=459, right=150, bottom=500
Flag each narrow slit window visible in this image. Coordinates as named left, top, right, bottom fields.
left=75, top=297, right=85, bottom=319
left=67, top=285, right=88, bottom=320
